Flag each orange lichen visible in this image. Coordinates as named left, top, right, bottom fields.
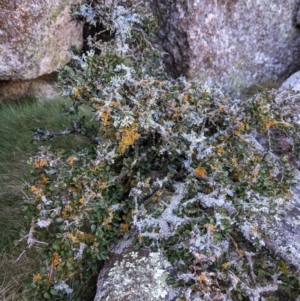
left=120, top=223, right=129, bottom=232
left=118, top=124, right=139, bottom=154
left=72, top=85, right=83, bottom=98
left=39, top=174, right=48, bottom=184
left=283, top=122, right=292, bottom=128
left=111, top=101, right=119, bottom=108
left=263, top=120, right=277, bottom=130
left=100, top=111, right=110, bottom=126
left=217, top=146, right=225, bottom=154
left=99, top=182, right=107, bottom=189
left=251, top=226, right=258, bottom=233
left=85, top=233, right=95, bottom=241
left=75, top=230, right=86, bottom=241
left=103, top=208, right=114, bottom=225
left=218, top=105, right=225, bottom=112
left=33, top=273, right=42, bottom=282
left=67, top=233, right=78, bottom=243
left=67, top=156, right=75, bottom=165
left=205, top=223, right=215, bottom=232
left=78, top=197, right=85, bottom=204
left=64, top=204, right=72, bottom=212
left=30, top=186, right=42, bottom=195
left=222, top=262, right=228, bottom=269
left=252, top=170, right=259, bottom=180
left=51, top=252, right=61, bottom=270
left=34, top=159, right=48, bottom=169
left=211, top=164, right=218, bottom=171
left=195, top=167, right=206, bottom=177
left=155, top=190, right=163, bottom=196
left=199, top=273, right=207, bottom=283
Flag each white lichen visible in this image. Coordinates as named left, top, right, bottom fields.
left=95, top=250, right=171, bottom=301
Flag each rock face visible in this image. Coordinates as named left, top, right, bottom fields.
left=0, top=0, right=83, bottom=81
left=151, top=0, right=300, bottom=95
left=280, top=70, right=300, bottom=92
left=94, top=241, right=173, bottom=301
left=0, top=73, right=60, bottom=104
left=263, top=171, right=300, bottom=271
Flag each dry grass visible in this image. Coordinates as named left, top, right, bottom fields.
left=0, top=250, right=39, bottom=301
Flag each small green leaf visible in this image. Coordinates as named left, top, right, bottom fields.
left=56, top=217, right=64, bottom=223
left=66, top=261, right=74, bottom=270
left=50, top=289, right=58, bottom=296
left=43, top=292, right=52, bottom=299
left=166, top=276, right=175, bottom=285
left=52, top=242, right=60, bottom=251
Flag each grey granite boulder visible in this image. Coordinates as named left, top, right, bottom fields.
left=94, top=240, right=172, bottom=301
left=151, top=0, right=300, bottom=95
left=0, top=0, right=83, bottom=81
left=0, top=73, right=60, bottom=104
left=280, top=70, right=300, bottom=92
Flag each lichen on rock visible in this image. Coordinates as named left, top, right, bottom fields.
left=94, top=247, right=172, bottom=301
left=0, top=0, right=83, bottom=81
left=150, top=0, right=300, bottom=96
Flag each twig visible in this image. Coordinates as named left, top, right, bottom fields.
left=267, top=128, right=272, bottom=152
left=14, top=250, right=26, bottom=263
left=19, top=219, right=48, bottom=247
left=245, top=251, right=256, bottom=282
left=134, top=28, right=161, bottom=53
left=27, top=219, right=36, bottom=247
left=229, top=271, right=278, bottom=301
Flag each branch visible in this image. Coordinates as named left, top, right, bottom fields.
left=32, top=120, right=100, bottom=144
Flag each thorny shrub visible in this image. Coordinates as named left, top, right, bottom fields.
left=21, top=0, right=300, bottom=300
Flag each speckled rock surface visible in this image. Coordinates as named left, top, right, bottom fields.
left=262, top=170, right=300, bottom=270
left=0, top=73, right=60, bottom=104
left=280, top=70, right=300, bottom=92
left=151, top=0, right=300, bottom=95
left=94, top=242, right=172, bottom=301
left=0, top=0, right=83, bottom=81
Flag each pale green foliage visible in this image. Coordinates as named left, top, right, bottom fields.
left=21, top=1, right=300, bottom=300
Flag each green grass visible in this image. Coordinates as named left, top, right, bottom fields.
left=0, top=98, right=94, bottom=300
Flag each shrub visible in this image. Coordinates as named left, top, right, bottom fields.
left=21, top=0, right=300, bottom=300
